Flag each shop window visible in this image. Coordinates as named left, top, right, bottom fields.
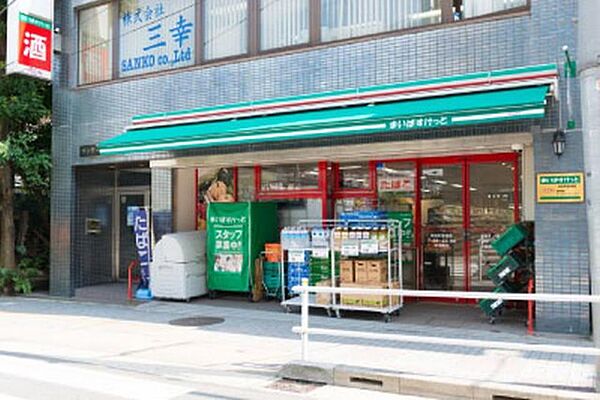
left=260, top=0, right=310, bottom=51
left=260, top=163, right=320, bottom=192
left=78, top=3, right=113, bottom=85
left=335, top=162, right=371, bottom=190
left=377, top=162, right=416, bottom=213
left=377, top=161, right=417, bottom=289
left=118, top=0, right=196, bottom=78
left=204, top=0, right=248, bottom=60
left=196, top=168, right=235, bottom=230
left=237, top=167, right=255, bottom=201
left=334, top=197, right=377, bottom=216
left=321, top=0, right=441, bottom=42
left=454, top=0, right=527, bottom=20
left=277, top=198, right=323, bottom=227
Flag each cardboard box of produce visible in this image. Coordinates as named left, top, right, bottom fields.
left=340, top=282, right=400, bottom=308
left=354, top=260, right=369, bottom=283
left=316, top=279, right=339, bottom=305
left=367, top=259, right=388, bottom=284
left=340, top=260, right=355, bottom=283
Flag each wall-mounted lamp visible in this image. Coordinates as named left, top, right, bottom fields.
left=553, top=130, right=566, bottom=157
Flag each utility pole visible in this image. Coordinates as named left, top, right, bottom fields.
left=578, top=0, right=600, bottom=390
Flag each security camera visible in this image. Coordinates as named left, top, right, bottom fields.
left=511, top=143, right=524, bottom=153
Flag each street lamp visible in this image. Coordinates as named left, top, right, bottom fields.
left=552, top=130, right=566, bottom=157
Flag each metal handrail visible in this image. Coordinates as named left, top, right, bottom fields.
left=292, top=280, right=600, bottom=361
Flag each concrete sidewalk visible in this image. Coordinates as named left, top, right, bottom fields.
left=2, top=296, right=597, bottom=399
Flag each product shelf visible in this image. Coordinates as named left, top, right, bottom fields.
left=279, top=218, right=403, bottom=322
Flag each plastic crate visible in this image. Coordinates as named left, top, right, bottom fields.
left=479, top=287, right=506, bottom=317
left=491, top=224, right=527, bottom=256
left=487, top=253, right=524, bottom=286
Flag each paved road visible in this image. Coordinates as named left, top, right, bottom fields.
left=0, top=296, right=596, bottom=399
left=0, top=297, right=428, bottom=400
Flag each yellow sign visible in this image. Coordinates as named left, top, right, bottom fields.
left=537, top=172, right=585, bottom=203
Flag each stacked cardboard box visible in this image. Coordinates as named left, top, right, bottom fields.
left=340, top=260, right=355, bottom=283
left=315, top=278, right=340, bottom=305
left=340, top=282, right=400, bottom=308
left=340, top=258, right=391, bottom=284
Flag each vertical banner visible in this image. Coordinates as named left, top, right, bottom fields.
left=133, top=208, right=152, bottom=293
left=6, top=0, right=54, bottom=81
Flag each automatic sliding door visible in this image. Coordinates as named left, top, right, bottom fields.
left=420, top=163, right=465, bottom=291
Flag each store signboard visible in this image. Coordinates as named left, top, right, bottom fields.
left=426, top=231, right=456, bottom=250
left=378, top=177, right=414, bottom=192
left=388, top=211, right=414, bottom=245
left=209, top=213, right=247, bottom=273
left=6, top=1, right=53, bottom=81
left=536, top=172, right=584, bottom=203
left=119, top=0, right=195, bottom=77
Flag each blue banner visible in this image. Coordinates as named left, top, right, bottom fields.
left=133, top=208, right=152, bottom=291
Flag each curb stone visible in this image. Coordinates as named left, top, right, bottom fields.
left=280, top=361, right=599, bottom=400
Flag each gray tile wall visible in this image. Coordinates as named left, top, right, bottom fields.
left=52, top=0, right=591, bottom=334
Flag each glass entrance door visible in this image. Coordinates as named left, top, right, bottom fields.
left=467, top=158, right=519, bottom=291
left=417, top=154, right=519, bottom=293
left=420, top=162, right=465, bottom=291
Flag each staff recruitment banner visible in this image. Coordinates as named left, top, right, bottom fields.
left=6, top=0, right=54, bottom=81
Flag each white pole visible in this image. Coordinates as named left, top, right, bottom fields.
left=301, top=277, right=309, bottom=361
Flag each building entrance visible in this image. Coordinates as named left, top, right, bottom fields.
left=418, top=154, right=520, bottom=295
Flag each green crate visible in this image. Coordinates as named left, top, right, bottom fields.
left=263, top=261, right=281, bottom=274
left=487, top=253, right=524, bottom=286
left=479, top=287, right=506, bottom=317
left=491, top=224, right=527, bottom=256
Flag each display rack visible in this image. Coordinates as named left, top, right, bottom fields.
left=279, top=219, right=403, bottom=322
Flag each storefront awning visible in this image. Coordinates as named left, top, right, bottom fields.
left=99, top=85, right=550, bottom=155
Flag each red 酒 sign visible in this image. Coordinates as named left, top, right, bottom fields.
left=17, top=13, right=52, bottom=74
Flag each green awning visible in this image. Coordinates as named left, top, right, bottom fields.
left=99, top=85, right=549, bottom=155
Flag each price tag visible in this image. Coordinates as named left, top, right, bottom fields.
left=360, top=239, right=379, bottom=255
left=312, top=248, right=329, bottom=259
left=341, top=240, right=359, bottom=257
left=287, top=250, right=307, bottom=263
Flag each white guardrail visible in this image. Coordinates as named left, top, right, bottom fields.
left=291, top=279, right=600, bottom=361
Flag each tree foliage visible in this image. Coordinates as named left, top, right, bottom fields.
left=0, top=76, right=51, bottom=196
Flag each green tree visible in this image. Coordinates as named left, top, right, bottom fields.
left=0, top=2, right=52, bottom=286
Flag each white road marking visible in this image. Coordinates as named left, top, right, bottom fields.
left=0, top=355, right=191, bottom=400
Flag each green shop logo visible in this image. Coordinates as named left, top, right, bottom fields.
left=539, top=175, right=581, bottom=185
left=388, top=116, right=450, bottom=130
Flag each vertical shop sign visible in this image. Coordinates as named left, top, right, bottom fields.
left=119, top=0, right=195, bottom=77
left=133, top=208, right=152, bottom=290
left=6, top=1, right=54, bottom=81
left=209, top=213, right=248, bottom=274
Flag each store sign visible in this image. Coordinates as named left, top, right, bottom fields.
left=426, top=232, right=456, bottom=250
left=537, top=172, right=585, bottom=203
left=119, top=0, right=195, bottom=77
left=6, top=1, right=53, bottom=81
left=133, top=208, right=152, bottom=290
left=378, top=177, right=414, bottom=193
left=388, top=116, right=450, bottom=131
left=209, top=214, right=247, bottom=273
left=389, top=211, right=414, bottom=244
